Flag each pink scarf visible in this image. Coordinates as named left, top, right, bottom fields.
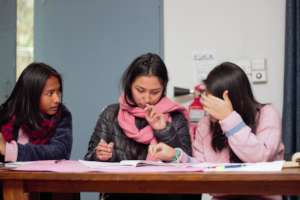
left=118, top=95, right=190, bottom=160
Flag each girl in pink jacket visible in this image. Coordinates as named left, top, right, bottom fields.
left=149, top=62, right=284, bottom=200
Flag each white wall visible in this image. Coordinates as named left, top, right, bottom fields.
left=164, top=0, right=286, bottom=114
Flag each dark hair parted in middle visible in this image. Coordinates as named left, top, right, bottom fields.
left=0, top=62, right=63, bottom=130
left=121, top=53, right=169, bottom=106
left=204, top=62, right=263, bottom=162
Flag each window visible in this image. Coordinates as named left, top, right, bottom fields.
left=16, top=0, right=34, bottom=78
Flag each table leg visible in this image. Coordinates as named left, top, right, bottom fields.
left=2, top=180, right=29, bottom=200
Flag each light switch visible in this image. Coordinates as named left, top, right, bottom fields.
left=252, top=70, right=267, bottom=83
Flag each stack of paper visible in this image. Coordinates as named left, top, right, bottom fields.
left=5, top=160, right=285, bottom=173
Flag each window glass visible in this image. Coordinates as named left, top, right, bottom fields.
left=16, top=0, right=34, bottom=78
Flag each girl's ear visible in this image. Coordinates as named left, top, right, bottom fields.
left=222, top=90, right=233, bottom=110
left=222, top=90, right=229, bottom=101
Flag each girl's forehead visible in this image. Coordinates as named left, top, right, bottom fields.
left=133, top=75, right=161, bottom=86
left=43, top=76, right=60, bottom=89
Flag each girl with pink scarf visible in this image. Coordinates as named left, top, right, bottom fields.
left=85, top=53, right=197, bottom=200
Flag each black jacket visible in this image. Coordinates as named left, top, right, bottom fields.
left=84, top=103, right=192, bottom=161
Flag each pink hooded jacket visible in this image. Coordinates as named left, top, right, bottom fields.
left=178, top=104, right=284, bottom=200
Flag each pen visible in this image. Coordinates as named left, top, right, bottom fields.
left=205, top=164, right=247, bottom=170
left=224, top=164, right=247, bottom=168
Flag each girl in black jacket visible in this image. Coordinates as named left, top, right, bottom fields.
left=85, top=53, right=199, bottom=200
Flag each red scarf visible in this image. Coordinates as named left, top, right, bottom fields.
left=1, top=116, right=56, bottom=144
left=118, top=95, right=191, bottom=160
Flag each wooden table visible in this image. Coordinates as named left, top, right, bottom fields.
left=0, top=168, right=300, bottom=200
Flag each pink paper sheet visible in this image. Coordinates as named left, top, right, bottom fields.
left=12, top=160, right=204, bottom=173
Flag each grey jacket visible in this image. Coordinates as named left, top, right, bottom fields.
left=84, top=103, right=192, bottom=161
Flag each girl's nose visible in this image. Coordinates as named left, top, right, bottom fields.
left=53, top=92, right=61, bottom=103
left=143, top=93, right=151, bottom=104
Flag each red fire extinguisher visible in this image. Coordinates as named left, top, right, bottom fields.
left=174, top=84, right=205, bottom=139
left=188, top=84, right=205, bottom=139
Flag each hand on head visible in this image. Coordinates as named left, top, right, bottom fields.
left=95, top=139, right=114, bottom=161
left=201, top=90, right=233, bottom=121
left=148, top=142, right=176, bottom=162
left=144, top=104, right=167, bottom=130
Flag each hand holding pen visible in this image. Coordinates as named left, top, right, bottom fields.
left=148, top=143, right=176, bottom=161
left=95, top=139, right=114, bottom=161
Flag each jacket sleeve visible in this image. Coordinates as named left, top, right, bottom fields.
left=84, top=105, right=118, bottom=162
left=174, top=116, right=212, bottom=163
left=191, top=116, right=211, bottom=162
left=16, top=106, right=73, bottom=161
left=220, top=105, right=283, bottom=162
left=153, top=112, right=192, bottom=156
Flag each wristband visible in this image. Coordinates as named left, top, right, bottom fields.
left=172, top=148, right=181, bottom=162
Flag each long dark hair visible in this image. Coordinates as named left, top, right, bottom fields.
left=0, top=62, right=63, bottom=130
left=204, top=62, right=262, bottom=162
left=121, top=53, right=169, bottom=106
